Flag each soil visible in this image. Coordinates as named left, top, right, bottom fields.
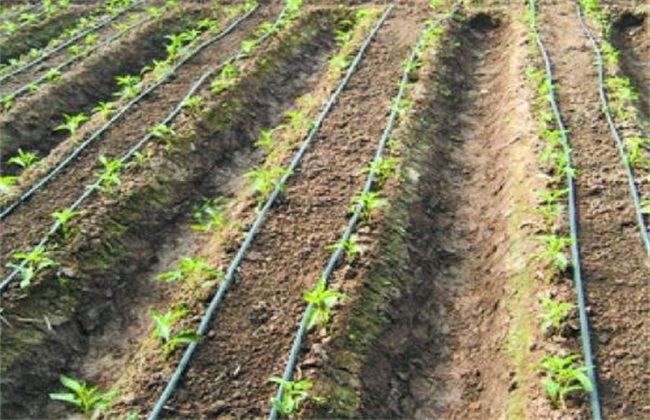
left=537, top=0, right=650, bottom=418
left=0, top=7, right=212, bottom=173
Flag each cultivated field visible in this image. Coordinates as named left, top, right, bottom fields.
left=0, top=0, right=648, bottom=419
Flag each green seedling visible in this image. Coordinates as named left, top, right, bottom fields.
left=150, top=308, right=200, bottom=357
left=0, top=176, right=18, bottom=195
left=7, top=245, right=57, bottom=288
left=360, top=156, right=399, bottom=186
left=49, top=375, right=117, bottom=418
left=240, top=39, right=257, bottom=57
left=196, top=18, right=218, bottom=31
left=54, top=113, right=89, bottom=135
left=44, top=68, right=62, bottom=81
left=92, top=101, right=116, bottom=119
left=84, top=33, right=99, bottom=46
left=269, top=377, right=320, bottom=415
left=8, top=148, right=39, bottom=169
left=150, top=124, right=176, bottom=150
left=254, top=126, right=285, bottom=153
left=334, top=28, right=351, bottom=46
left=182, top=95, right=204, bottom=115
left=540, top=354, right=592, bottom=408
left=2, top=94, right=15, bottom=110
left=19, top=12, right=39, bottom=24
left=68, top=44, right=83, bottom=57
left=304, top=280, right=347, bottom=330
left=51, top=208, right=80, bottom=239
left=146, top=6, right=165, bottom=18
left=2, top=21, right=18, bottom=34
left=156, top=257, right=223, bottom=285
left=350, top=191, right=388, bottom=222
left=539, top=297, right=575, bottom=334
left=191, top=197, right=232, bottom=232
left=284, top=109, right=310, bottom=131
left=624, top=136, right=649, bottom=167
left=255, top=21, right=275, bottom=37
left=329, top=54, right=349, bottom=74
left=94, top=155, right=122, bottom=193
left=327, top=234, right=362, bottom=264
left=536, top=235, right=572, bottom=271
left=211, top=62, right=238, bottom=94
left=246, top=166, right=291, bottom=197
left=115, top=74, right=141, bottom=98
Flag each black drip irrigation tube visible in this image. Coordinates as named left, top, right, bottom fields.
left=529, top=1, right=602, bottom=419
left=0, top=6, right=260, bottom=293
left=574, top=0, right=650, bottom=257
left=146, top=5, right=393, bottom=419
left=4, top=4, right=154, bottom=100
left=267, top=4, right=459, bottom=418
left=0, top=6, right=258, bottom=222
left=0, top=0, right=146, bottom=83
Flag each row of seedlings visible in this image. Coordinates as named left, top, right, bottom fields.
left=575, top=0, right=650, bottom=254
left=142, top=3, right=396, bottom=418
left=525, top=0, right=600, bottom=417
left=0, top=1, right=261, bottom=292
left=0, top=0, right=255, bottom=216
left=267, top=2, right=456, bottom=417
left=0, top=0, right=69, bottom=36
left=0, top=0, right=146, bottom=85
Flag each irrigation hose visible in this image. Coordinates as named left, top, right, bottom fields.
left=529, top=1, right=602, bottom=418
left=0, top=6, right=260, bottom=293
left=267, top=4, right=460, bottom=418
left=0, top=0, right=147, bottom=83
left=0, top=6, right=258, bottom=222
left=574, top=0, right=650, bottom=257
left=147, top=6, right=392, bottom=419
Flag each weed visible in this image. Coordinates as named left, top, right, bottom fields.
left=269, top=377, right=320, bottom=415
left=54, top=112, right=89, bottom=135
left=8, top=148, right=39, bottom=169
left=49, top=375, right=117, bottom=418
left=540, top=354, right=592, bottom=408
left=304, top=280, right=347, bottom=330
left=150, top=308, right=200, bottom=357
left=51, top=209, right=80, bottom=239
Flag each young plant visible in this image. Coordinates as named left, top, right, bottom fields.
left=269, top=377, right=320, bottom=416
left=303, top=280, right=347, bottom=330
left=92, top=101, right=116, bottom=119
left=536, top=235, right=572, bottom=271
left=54, top=112, right=89, bottom=135
left=150, top=308, right=200, bottom=357
left=210, top=62, right=238, bottom=94
left=254, top=126, right=286, bottom=154
left=539, top=297, right=575, bottom=334
left=156, top=257, right=223, bottom=285
left=246, top=166, right=291, bottom=197
left=1, top=94, right=15, bottom=110
left=44, top=68, right=62, bottom=81
left=360, top=156, right=399, bottom=186
left=182, top=95, right=204, bottom=115
left=540, top=354, right=592, bottom=408
left=350, top=191, right=388, bottom=222
left=191, top=197, right=232, bottom=232
left=51, top=208, right=81, bottom=239
left=7, top=245, right=58, bottom=288
left=8, top=148, right=39, bottom=169
left=93, top=155, right=122, bottom=194
left=49, top=375, right=117, bottom=418
left=327, top=234, right=362, bottom=264
left=115, top=74, right=141, bottom=99
left=0, top=176, right=18, bottom=195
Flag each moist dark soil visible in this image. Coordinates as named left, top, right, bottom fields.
left=0, top=6, right=346, bottom=418
left=538, top=1, right=650, bottom=418
left=0, top=6, right=91, bottom=64
left=0, top=7, right=212, bottom=174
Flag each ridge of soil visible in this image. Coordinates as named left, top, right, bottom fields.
left=538, top=1, right=650, bottom=418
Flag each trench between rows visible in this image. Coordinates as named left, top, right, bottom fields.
left=0, top=10, right=348, bottom=419
left=346, top=14, right=527, bottom=419
left=0, top=9, right=211, bottom=173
